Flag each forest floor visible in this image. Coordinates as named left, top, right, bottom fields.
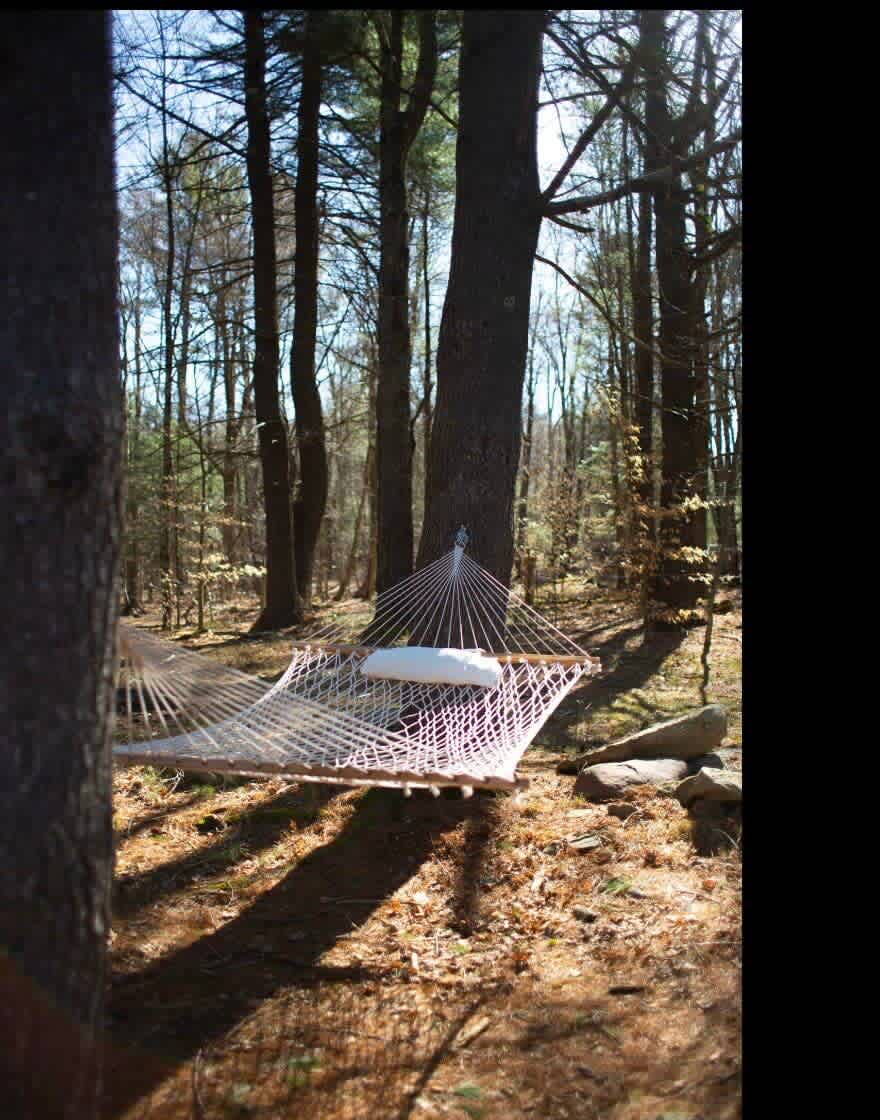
left=104, top=579, right=742, bottom=1120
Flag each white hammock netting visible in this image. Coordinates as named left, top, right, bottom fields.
left=115, top=531, right=601, bottom=794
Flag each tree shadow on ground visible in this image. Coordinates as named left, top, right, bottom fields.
left=503, top=986, right=741, bottom=1120
left=450, top=800, right=502, bottom=936
left=113, top=783, right=342, bottom=923
left=546, top=620, right=687, bottom=751
left=112, top=792, right=204, bottom=849
left=164, top=982, right=487, bottom=1120
left=103, top=787, right=498, bottom=1119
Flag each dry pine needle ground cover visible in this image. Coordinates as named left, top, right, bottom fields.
left=105, top=582, right=742, bottom=1120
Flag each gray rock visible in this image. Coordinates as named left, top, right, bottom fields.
left=714, top=746, right=742, bottom=771
left=687, top=752, right=726, bottom=774
left=574, top=705, right=727, bottom=768
left=574, top=758, right=689, bottom=800
left=689, top=798, right=740, bottom=821
left=676, top=767, right=742, bottom=808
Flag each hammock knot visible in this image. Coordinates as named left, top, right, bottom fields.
left=452, top=525, right=469, bottom=576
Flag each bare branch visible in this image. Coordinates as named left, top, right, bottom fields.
left=546, top=213, right=596, bottom=237
left=540, top=54, right=637, bottom=204
left=116, top=73, right=247, bottom=160
left=534, top=253, right=663, bottom=363
left=544, top=128, right=742, bottom=216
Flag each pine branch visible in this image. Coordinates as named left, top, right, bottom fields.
left=544, top=128, right=742, bottom=216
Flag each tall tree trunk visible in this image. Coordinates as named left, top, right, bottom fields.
left=0, top=13, right=121, bottom=1117
left=219, top=284, right=240, bottom=563
left=290, top=9, right=329, bottom=607
left=356, top=441, right=378, bottom=599
left=356, top=346, right=379, bottom=600
left=608, top=338, right=624, bottom=589
left=632, top=186, right=654, bottom=514
left=707, top=260, right=738, bottom=577
left=159, top=136, right=176, bottom=629
left=642, top=8, right=700, bottom=617
left=123, top=264, right=144, bottom=613
left=711, top=297, right=740, bottom=579
left=421, top=187, right=434, bottom=517
left=173, top=263, right=193, bottom=627
left=335, top=446, right=371, bottom=600
left=575, top=367, right=591, bottom=536
left=689, top=19, right=713, bottom=572
left=376, top=10, right=436, bottom=595
left=515, top=341, right=537, bottom=577
left=243, top=9, right=302, bottom=630
left=417, top=10, right=545, bottom=584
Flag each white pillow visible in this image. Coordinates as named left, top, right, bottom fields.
left=360, top=646, right=502, bottom=688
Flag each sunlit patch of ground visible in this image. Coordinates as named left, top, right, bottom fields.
left=107, top=582, right=741, bottom=1119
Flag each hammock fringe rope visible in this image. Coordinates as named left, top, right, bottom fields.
left=115, top=529, right=601, bottom=795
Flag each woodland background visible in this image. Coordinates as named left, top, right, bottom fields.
left=0, top=12, right=742, bottom=1116
left=113, top=9, right=742, bottom=634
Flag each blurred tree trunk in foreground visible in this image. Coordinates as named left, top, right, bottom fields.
left=0, top=12, right=122, bottom=1117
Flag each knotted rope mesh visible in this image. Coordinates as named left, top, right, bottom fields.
left=116, top=534, right=600, bottom=792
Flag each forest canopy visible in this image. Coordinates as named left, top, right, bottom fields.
left=113, top=9, right=742, bottom=632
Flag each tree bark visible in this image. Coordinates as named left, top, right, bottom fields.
left=122, top=264, right=144, bottom=613
left=158, top=119, right=176, bottom=629
left=335, top=446, right=370, bottom=600
left=243, top=9, right=302, bottom=630
left=608, top=337, right=624, bottom=590
left=515, top=341, right=537, bottom=577
left=421, top=187, right=434, bottom=518
left=291, top=8, right=329, bottom=607
left=375, top=10, right=436, bottom=595
left=173, top=256, right=194, bottom=627
left=0, top=13, right=122, bottom=1117
left=689, top=11, right=713, bottom=573
left=632, top=186, right=654, bottom=513
left=219, top=283, right=240, bottom=563
left=642, top=8, right=701, bottom=617
left=417, top=10, right=545, bottom=584
left=356, top=345, right=379, bottom=600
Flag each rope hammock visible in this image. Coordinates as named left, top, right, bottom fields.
left=115, top=528, right=601, bottom=795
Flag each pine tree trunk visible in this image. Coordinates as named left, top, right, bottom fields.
left=690, top=32, right=713, bottom=576
left=0, top=14, right=121, bottom=1116
left=515, top=343, right=537, bottom=577
left=632, top=186, right=654, bottom=515
left=356, top=440, right=378, bottom=599
left=291, top=8, right=328, bottom=607
left=375, top=14, right=413, bottom=595
left=123, top=268, right=143, bottom=613
left=335, top=453, right=369, bottom=601
left=159, top=139, right=176, bottom=629
left=642, top=8, right=701, bottom=617
left=376, top=11, right=436, bottom=595
left=356, top=354, right=379, bottom=600
left=417, top=10, right=545, bottom=584
left=219, top=285, right=239, bottom=563
left=243, top=9, right=302, bottom=631
left=608, top=340, right=624, bottom=590
left=173, top=264, right=192, bottom=627
left=421, top=189, right=434, bottom=518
